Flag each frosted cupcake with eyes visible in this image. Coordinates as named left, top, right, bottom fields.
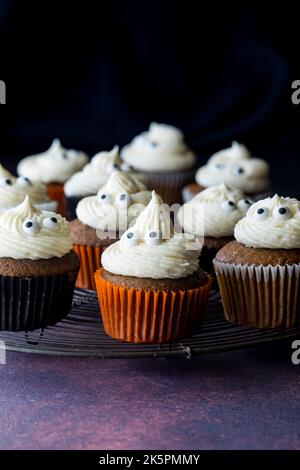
left=94, top=191, right=212, bottom=343
left=64, top=146, right=142, bottom=219
left=17, top=139, right=88, bottom=215
left=182, top=141, right=270, bottom=202
left=0, top=164, right=57, bottom=212
left=70, top=171, right=152, bottom=290
left=177, top=183, right=252, bottom=275
left=121, top=122, right=196, bottom=205
left=0, top=195, right=79, bottom=331
left=214, top=195, right=300, bottom=328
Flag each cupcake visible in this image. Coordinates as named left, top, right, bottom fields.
left=177, top=183, right=252, bottom=276
left=0, top=164, right=57, bottom=212
left=70, top=171, right=152, bottom=290
left=64, top=146, right=145, bottom=219
left=182, top=141, right=270, bottom=202
left=17, top=139, right=88, bottom=216
left=0, top=195, right=79, bottom=331
left=94, top=191, right=212, bottom=343
left=214, top=195, right=300, bottom=329
left=121, top=122, right=196, bottom=205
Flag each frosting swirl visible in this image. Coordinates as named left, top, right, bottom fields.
left=121, top=122, right=196, bottom=171
left=17, top=139, right=88, bottom=184
left=0, top=195, right=72, bottom=260
left=0, top=165, right=56, bottom=211
left=76, top=171, right=152, bottom=232
left=195, top=141, right=269, bottom=194
left=235, top=194, right=300, bottom=249
left=64, top=146, right=135, bottom=196
left=177, top=183, right=252, bottom=238
left=102, top=191, right=201, bottom=279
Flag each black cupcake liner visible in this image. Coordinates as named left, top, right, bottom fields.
left=0, top=273, right=77, bottom=331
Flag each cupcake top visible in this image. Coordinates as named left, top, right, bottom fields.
left=17, top=139, right=88, bottom=184
left=76, top=171, right=152, bottom=232
left=235, top=194, right=300, bottom=249
left=64, top=146, right=134, bottom=197
left=121, top=122, right=196, bottom=172
left=101, top=191, right=200, bottom=279
left=177, top=183, right=252, bottom=238
left=0, top=195, right=72, bottom=260
left=195, top=141, right=269, bottom=194
left=0, top=164, right=55, bottom=211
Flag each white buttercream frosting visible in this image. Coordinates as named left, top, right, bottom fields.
left=121, top=122, right=196, bottom=172
left=235, top=194, right=300, bottom=249
left=0, top=164, right=56, bottom=212
left=177, top=183, right=252, bottom=238
left=195, top=141, right=269, bottom=194
left=76, top=171, right=152, bottom=232
left=64, top=146, right=135, bottom=197
left=17, top=139, right=88, bottom=184
left=0, top=195, right=72, bottom=260
left=101, top=191, right=201, bottom=279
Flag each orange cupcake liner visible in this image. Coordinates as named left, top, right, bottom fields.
left=73, top=244, right=106, bottom=291
left=94, top=268, right=212, bottom=343
left=46, top=183, right=67, bottom=217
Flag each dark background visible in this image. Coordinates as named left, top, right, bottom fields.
left=0, top=1, right=299, bottom=196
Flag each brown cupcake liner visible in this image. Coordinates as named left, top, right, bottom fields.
left=46, top=183, right=67, bottom=217
left=213, top=260, right=300, bottom=329
left=0, top=272, right=77, bottom=331
left=141, top=169, right=195, bottom=206
left=94, top=268, right=212, bottom=343
left=73, top=244, right=106, bottom=290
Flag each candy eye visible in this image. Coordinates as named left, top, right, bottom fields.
left=215, top=162, right=226, bottom=171
left=253, top=207, right=269, bottom=221
left=22, top=218, right=39, bottom=235
left=145, top=229, right=162, bottom=246
left=273, top=206, right=292, bottom=220
left=60, top=152, right=69, bottom=160
left=220, top=200, right=236, bottom=212
left=149, top=141, right=158, bottom=148
left=0, top=177, right=13, bottom=187
left=121, top=229, right=140, bottom=246
left=43, top=216, right=59, bottom=231
left=238, top=198, right=253, bottom=211
left=116, top=192, right=132, bottom=208
left=120, top=162, right=133, bottom=172
left=232, top=165, right=245, bottom=176
left=98, top=193, right=113, bottom=204
left=16, top=176, right=32, bottom=187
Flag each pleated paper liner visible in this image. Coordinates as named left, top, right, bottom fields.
left=46, top=183, right=67, bottom=217
left=73, top=244, right=106, bottom=290
left=213, top=260, right=300, bottom=329
left=94, top=268, right=212, bottom=343
left=141, top=168, right=195, bottom=206
left=0, top=272, right=77, bottom=331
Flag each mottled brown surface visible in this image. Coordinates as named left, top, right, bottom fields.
left=70, top=219, right=117, bottom=247
left=0, top=251, right=80, bottom=277
left=101, top=268, right=208, bottom=290
left=215, top=240, right=300, bottom=266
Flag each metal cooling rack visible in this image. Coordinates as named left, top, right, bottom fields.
left=0, top=289, right=299, bottom=358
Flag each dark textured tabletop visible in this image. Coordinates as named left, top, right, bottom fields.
left=0, top=341, right=299, bottom=450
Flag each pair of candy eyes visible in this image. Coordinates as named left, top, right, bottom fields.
left=106, top=162, right=133, bottom=173
left=98, top=192, right=132, bottom=206
left=215, top=163, right=245, bottom=175
left=0, top=176, right=32, bottom=188
left=253, top=206, right=293, bottom=221
left=22, top=217, right=59, bottom=235
left=121, top=229, right=161, bottom=246
left=220, top=198, right=252, bottom=212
